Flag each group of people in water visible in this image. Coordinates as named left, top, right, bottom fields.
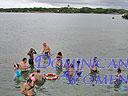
left=13, top=42, right=124, bottom=96
left=13, top=42, right=51, bottom=96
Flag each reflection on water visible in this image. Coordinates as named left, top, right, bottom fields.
left=0, top=13, right=128, bottom=96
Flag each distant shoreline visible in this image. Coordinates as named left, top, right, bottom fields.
left=0, top=7, right=128, bottom=15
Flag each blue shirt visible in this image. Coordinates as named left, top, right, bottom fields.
left=15, top=69, right=21, bottom=77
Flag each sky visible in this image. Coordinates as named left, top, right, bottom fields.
left=0, top=0, right=128, bottom=9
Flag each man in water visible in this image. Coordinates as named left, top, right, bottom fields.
left=42, top=42, right=51, bottom=55
left=27, top=48, right=37, bottom=71
left=19, top=58, right=30, bottom=79
left=21, top=79, right=35, bottom=96
left=34, top=69, right=46, bottom=87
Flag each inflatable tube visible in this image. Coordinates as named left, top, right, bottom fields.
left=45, top=73, right=58, bottom=80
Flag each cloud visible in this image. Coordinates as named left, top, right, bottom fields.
left=0, top=0, right=56, bottom=8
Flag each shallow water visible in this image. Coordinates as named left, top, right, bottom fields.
left=0, top=13, right=128, bottom=96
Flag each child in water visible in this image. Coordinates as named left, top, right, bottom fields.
left=14, top=64, right=21, bottom=83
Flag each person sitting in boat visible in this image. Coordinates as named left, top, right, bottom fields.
left=21, top=79, right=36, bottom=96
left=14, top=63, right=21, bottom=83
left=27, top=48, right=37, bottom=71
left=56, top=52, right=63, bottom=71
left=114, top=68, right=122, bottom=88
left=90, top=57, right=99, bottom=74
left=42, top=42, right=51, bottom=56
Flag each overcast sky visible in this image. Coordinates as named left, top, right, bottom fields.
left=0, top=0, right=128, bottom=9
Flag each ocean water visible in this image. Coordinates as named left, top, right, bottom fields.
left=0, top=13, right=128, bottom=96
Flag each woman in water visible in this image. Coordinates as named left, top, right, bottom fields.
left=42, top=42, right=51, bottom=55
left=56, top=52, right=63, bottom=74
left=27, top=48, right=37, bottom=72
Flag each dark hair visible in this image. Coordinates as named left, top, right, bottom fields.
left=58, top=52, right=62, bottom=56
left=66, top=59, right=70, bottom=64
left=14, top=64, right=16, bottom=68
left=22, top=58, right=27, bottom=61
left=77, top=60, right=80, bottom=64
left=32, top=74, right=35, bottom=77
left=94, top=57, right=97, bottom=60
left=66, top=59, right=70, bottom=62
left=17, top=64, right=19, bottom=68
left=37, top=69, right=40, bottom=73
left=117, top=68, right=121, bottom=73
left=14, top=64, right=19, bottom=68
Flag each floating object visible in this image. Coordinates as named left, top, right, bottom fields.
left=112, top=17, right=114, bottom=19
left=45, top=73, right=59, bottom=80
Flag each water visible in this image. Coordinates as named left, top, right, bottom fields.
left=0, top=13, right=128, bottom=96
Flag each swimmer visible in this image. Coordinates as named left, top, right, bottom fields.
left=56, top=52, right=63, bottom=70
left=19, top=58, right=30, bottom=79
left=19, top=58, right=30, bottom=71
left=34, top=70, right=43, bottom=81
left=56, top=52, right=63, bottom=59
left=27, top=48, right=37, bottom=71
left=14, top=64, right=21, bottom=82
left=42, top=42, right=51, bottom=55
left=34, top=69, right=46, bottom=87
left=21, top=79, right=36, bottom=96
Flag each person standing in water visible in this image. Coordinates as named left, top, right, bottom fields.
left=14, top=64, right=21, bottom=83
left=19, top=58, right=30, bottom=71
left=27, top=48, right=37, bottom=71
left=34, top=69, right=46, bottom=87
left=21, top=79, right=36, bottom=96
left=42, top=42, right=51, bottom=56
left=56, top=52, right=63, bottom=72
left=19, top=58, right=30, bottom=79
left=114, top=68, right=122, bottom=88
